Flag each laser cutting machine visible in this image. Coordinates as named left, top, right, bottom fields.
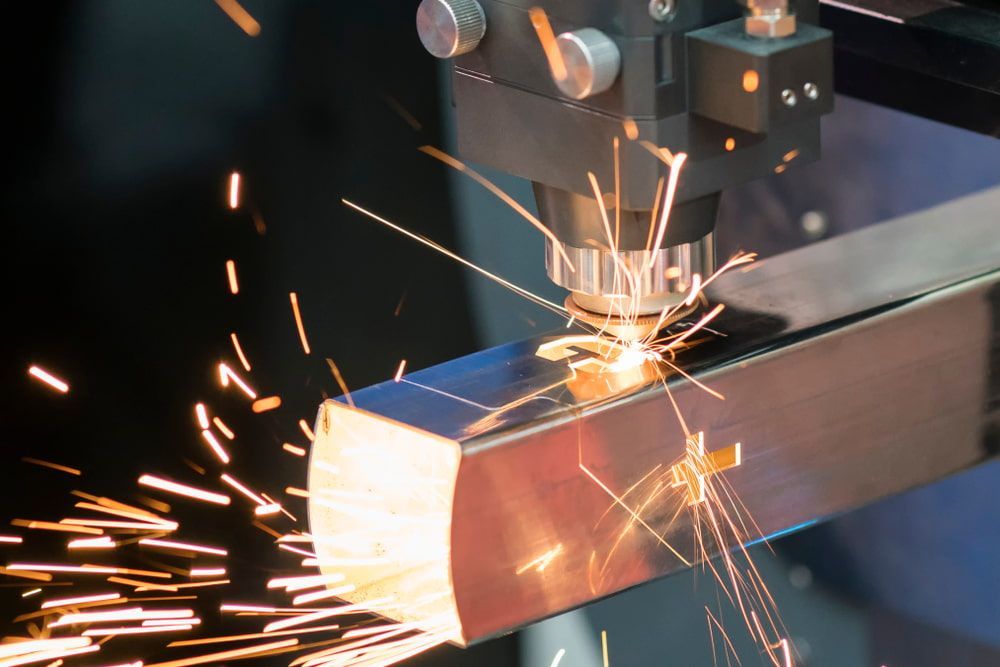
left=312, top=0, right=1000, bottom=654
left=416, top=0, right=833, bottom=337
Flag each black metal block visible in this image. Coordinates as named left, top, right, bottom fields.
left=688, top=19, right=833, bottom=134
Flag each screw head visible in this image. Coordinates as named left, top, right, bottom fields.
left=648, top=0, right=676, bottom=22
left=781, top=88, right=797, bottom=107
left=803, top=82, right=819, bottom=100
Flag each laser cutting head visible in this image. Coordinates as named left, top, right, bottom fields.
left=418, top=0, right=832, bottom=339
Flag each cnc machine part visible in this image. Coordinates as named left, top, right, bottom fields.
left=311, top=187, right=1000, bottom=645
left=419, top=1, right=833, bottom=327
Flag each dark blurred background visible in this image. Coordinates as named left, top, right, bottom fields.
left=1, top=2, right=998, bottom=666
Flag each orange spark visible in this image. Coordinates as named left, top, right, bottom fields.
left=27, top=365, right=69, bottom=393
left=190, top=567, right=226, bottom=577
left=550, top=648, right=567, bottom=667
left=139, top=538, right=227, bottom=557
left=743, top=69, right=759, bottom=92
left=6, top=563, right=117, bottom=574
left=143, top=638, right=299, bottom=667
left=622, top=118, right=639, bottom=140
left=230, top=333, right=252, bottom=372
left=138, top=475, right=231, bottom=506
left=0, top=535, right=23, bottom=544
left=214, top=0, right=261, bottom=37
left=213, top=416, right=236, bottom=440
left=82, top=625, right=193, bottom=637
left=10, top=520, right=101, bottom=535
left=200, top=429, right=230, bottom=464
left=217, top=363, right=257, bottom=399
left=325, top=358, right=355, bottom=408
left=291, top=584, right=356, bottom=606
left=601, top=630, right=610, bottom=667
left=41, top=593, right=120, bottom=609
left=282, top=443, right=306, bottom=457
left=51, top=607, right=194, bottom=627
left=415, top=149, right=575, bottom=273
left=528, top=7, right=567, bottom=82
left=263, top=598, right=394, bottom=632
left=254, top=504, right=281, bottom=517
left=298, top=419, right=315, bottom=442
left=67, top=537, right=115, bottom=550
left=220, top=473, right=267, bottom=506
left=194, top=403, right=210, bottom=429
left=683, top=273, right=703, bottom=307
left=0, top=566, right=53, bottom=581
left=21, top=588, right=41, bottom=598
left=168, top=624, right=341, bottom=648
left=227, top=171, right=242, bottom=208
left=393, top=360, right=406, bottom=383
left=0, top=639, right=98, bottom=665
left=251, top=396, right=282, bottom=413
left=343, top=199, right=566, bottom=317
left=289, top=292, right=311, bottom=355
left=725, top=137, right=736, bottom=151
left=267, top=573, right=345, bottom=591
left=225, top=260, right=239, bottom=295
left=21, top=457, right=80, bottom=476
left=0, top=639, right=92, bottom=660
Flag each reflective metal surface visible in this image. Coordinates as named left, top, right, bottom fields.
left=310, top=187, right=1000, bottom=645
left=545, top=234, right=716, bottom=305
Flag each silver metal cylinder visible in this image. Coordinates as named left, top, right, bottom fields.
left=545, top=234, right=716, bottom=315
left=416, top=0, right=486, bottom=59
left=554, top=28, right=621, bottom=100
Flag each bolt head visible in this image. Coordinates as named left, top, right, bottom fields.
left=648, top=0, right=676, bottom=22
left=781, top=88, right=797, bottom=106
left=804, top=82, right=819, bottom=100
left=745, top=14, right=796, bottom=38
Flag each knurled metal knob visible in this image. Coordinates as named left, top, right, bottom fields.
left=554, top=28, right=621, bottom=100
left=416, top=0, right=486, bottom=59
